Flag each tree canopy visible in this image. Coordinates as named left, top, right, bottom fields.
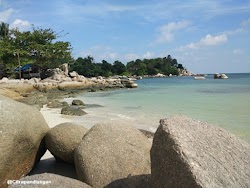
left=0, top=22, right=73, bottom=76
left=0, top=22, right=185, bottom=78
left=69, top=55, right=183, bottom=77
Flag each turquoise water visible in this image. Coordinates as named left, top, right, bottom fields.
left=72, top=73, right=250, bottom=142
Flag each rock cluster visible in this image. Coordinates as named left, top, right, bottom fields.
left=214, top=73, right=229, bottom=79
left=1, top=95, right=249, bottom=188
left=0, top=68, right=138, bottom=93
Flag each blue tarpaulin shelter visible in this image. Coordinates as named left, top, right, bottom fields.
left=14, top=64, right=32, bottom=72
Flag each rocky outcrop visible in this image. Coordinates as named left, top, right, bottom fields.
left=72, top=99, right=85, bottom=106
left=74, top=122, right=151, bottom=188
left=121, top=80, right=138, bottom=88
left=0, top=95, right=49, bottom=188
left=8, top=173, right=92, bottom=188
left=178, top=68, right=193, bottom=76
left=17, top=94, right=48, bottom=108
left=47, top=100, right=69, bottom=108
left=45, top=122, right=88, bottom=164
left=61, top=106, right=87, bottom=116
left=214, top=73, right=228, bottom=79
left=150, top=115, right=250, bottom=188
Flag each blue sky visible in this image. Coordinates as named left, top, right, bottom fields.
left=0, top=0, right=250, bottom=73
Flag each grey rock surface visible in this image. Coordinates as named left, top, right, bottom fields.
left=151, top=115, right=250, bottom=188
left=74, top=122, right=151, bottom=188
left=45, top=122, right=88, bottom=164
left=47, top=100, right=68, bottom=108
left=8, top=173, right=92, bottom=188
left=0, top=95, right=49, bottom=188
left=61, top=106, right=87, bottom=116
left=72, top=99, right=85, bottom=106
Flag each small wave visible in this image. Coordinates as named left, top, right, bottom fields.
left=109, top=113, right=134, bottom=120
left=149, top=127, right=157, bottom=133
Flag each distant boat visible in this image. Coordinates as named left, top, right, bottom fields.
left=194, top=76, right=206, bottom=80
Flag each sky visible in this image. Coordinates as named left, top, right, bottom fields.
left=0, top=0, right=250, bottom=73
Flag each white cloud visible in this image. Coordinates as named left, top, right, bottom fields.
left=156, top=20, right=190, bottom=43
left=124, top=53, right=140, bottom=61
left=200, top=34, right=227, bottom=45
left=241, top=18, right=250, bottom=27
left=233, top=49, right=243, bottom=55
left=10, top=19, right=31, bottom=30
left=143, top=51, right=154, bottom=59
left=0, top=8, right=14, bottom=22
left=79, top=45, right=119, bottom=62
left=180, top=34, right=228, bottom=50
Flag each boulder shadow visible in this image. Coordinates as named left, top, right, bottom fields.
left=29, top=157, right=78, bottom=179
left=104, top=174, right=151, bottom=188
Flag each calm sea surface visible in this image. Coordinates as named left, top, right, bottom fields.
left=69, top=73, right=250, bottom=142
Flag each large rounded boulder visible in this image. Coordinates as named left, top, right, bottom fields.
left=74, top=122, right=151, bottom=188
left=0, top=95, right=49, bottom=188
left=8, top=173, right=92, bottom=188
left=45, top=122, right=88, bottom=164
left=151, top=115, right=250, bottom=188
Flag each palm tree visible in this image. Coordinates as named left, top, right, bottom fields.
left=0, top=22, right=9, bottom=40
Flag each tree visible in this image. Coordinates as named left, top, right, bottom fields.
left=0, top=22, right=9, bottom=40
left=113, top=60, right=126, bottom=75
left=0, top=25, right=73, bottom=77
left=101, top=60, right=113, bottom=77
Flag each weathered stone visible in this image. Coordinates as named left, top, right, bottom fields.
left=151, top=115, right=250, bottom=188
left=8, top=173, right=92, bottom=188
left=45, top=122, right=88, bottom=164
left=214, top=73, right=228, bottom=79
left=0, top=95, right=49, bottom=188
left=104, top=174, right=150, bottom=188
left=61, top=106, right=87, bottom=116
left=69, top=71, right=79, bottom=77
left=17, top=94, right=48, bottom=107
left=47, top=100, right=69, bottom=108
left=72, top=99, right=84, bottom=106
left=139, top=129, right=154, bottom=139
left=74, top=122, right=151, bottom=188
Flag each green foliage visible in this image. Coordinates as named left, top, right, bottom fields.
left=112, top=60, right=126, bottom=75
left=125, top=56, right=181, bottom=76
left=0, top=23, right=73, bottom=75
left=0, top=22, right=185, bottom=78
left=70, top=55, right=184, bottom=77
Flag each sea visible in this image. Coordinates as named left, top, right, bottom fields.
left=64, top=73, right=250, bottom=143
